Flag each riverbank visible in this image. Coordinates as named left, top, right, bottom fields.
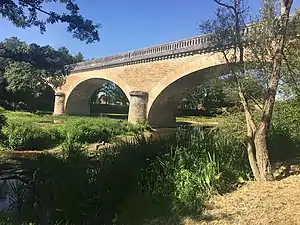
left=184, top=174, right=300, bottom=225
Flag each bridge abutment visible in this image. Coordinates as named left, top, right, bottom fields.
left=53, top=92, right=65, bottom=115
left=128, top=91, right=148, bottom=125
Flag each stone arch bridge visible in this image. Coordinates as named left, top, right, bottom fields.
left=54, top=27, right=255, bottom=128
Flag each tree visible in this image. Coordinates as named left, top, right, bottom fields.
left=0, top=37, right=84, bottom=90
left=281, top=9, right=300, bottom=98
left=179, top=76, right=265, bottom=111
left=90, top=83, right=128, bottom=106
left=0, top=0, right=100, bottom=44
left=201, top=0, right=294, bottom=181
left=0, top=37, right=84, bottom=110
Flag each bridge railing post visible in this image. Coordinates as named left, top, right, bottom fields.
left=53, top=92, right=65, bottom=115
left=128, top=91, right=148, bottom=125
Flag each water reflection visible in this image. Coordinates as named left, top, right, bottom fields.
left=0, top=179, right=18, bottom=212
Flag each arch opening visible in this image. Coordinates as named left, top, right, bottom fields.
left=65, top=78, right=129, bottom=119
left=147, top=64, right=231, bottom=128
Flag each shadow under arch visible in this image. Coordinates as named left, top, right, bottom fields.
left=37, top=85, right=55, bottom=112
left=147, top=64, right=232, bottom=128
left=65, top=78, right=129, bottom=116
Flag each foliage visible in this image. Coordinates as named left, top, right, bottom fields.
left=2, top=120, right=63, bottom=150
left=0, top=0, right=100, bottom=43
left=1, top=110, right=145, bottom=150
left=269, top=99, right=300, bottom=160
left=179, top=78, right=228, bottom=110
left=199, top=0, right=294, bottom=181
left=218, top=99, right=300, bottom=161
left=139, top=128, right=250, bottom=214
left=0, top=37, right=85, bottom=111
left=8, top=137, right=167, bottom=224
left=281, top=9, right=300, bottom=98
left=0, top=107, right=7, bottom=142
left=1, top=37, right=84, bottom=91
left=179, top=75, right=265, bottom=113
left=62, top=117, right=142, bottom=144
left=6, top=128, right=251, bottom=224
left=90, top=82, right=129, bottom=106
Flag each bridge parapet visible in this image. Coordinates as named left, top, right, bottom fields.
left=72, top=25, right=256, bottom=72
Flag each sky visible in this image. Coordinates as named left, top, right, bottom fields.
left=0, top=0, right=299, bottom=59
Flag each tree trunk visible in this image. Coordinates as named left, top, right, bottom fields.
left=252, top=0, right=293, bottom=181
left=238, top=85, right=261, bottom=180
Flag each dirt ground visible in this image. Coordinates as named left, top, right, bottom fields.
left=185, top=175, right=300, bottom=225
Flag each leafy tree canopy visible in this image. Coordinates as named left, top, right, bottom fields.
left=0, top=37, right=84, bottom=94
left=0, top=0, right=100, bottom=43
left=91, top=82, right=128, bottom=106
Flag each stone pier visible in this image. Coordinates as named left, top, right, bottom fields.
left=128, top=91, right=148, bottom=125
left=53, top=92, right=65, bottom=115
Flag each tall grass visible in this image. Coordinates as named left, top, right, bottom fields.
left=217, top=100, right=300, bottom=162
left=3, top=127, right=250, bottom=224
left=1, top=110, right=145, bottom=150
left=139, top=128, right=250, bottom=215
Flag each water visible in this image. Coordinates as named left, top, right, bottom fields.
left=0, top=179, right=18, bottom=212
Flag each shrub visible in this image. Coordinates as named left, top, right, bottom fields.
left=217, top=99, right=300, bottom=162
left=138, top=128, right=251, bottom=214
left=269, top=100, right=300, bottom=160
left=62, top=119, right=111, bottom=144
left=8, top=135, right=169, bottom=224
left=62, top=118, right=144, bottom=144
left=7, top=128, right=251, bottom=224
left=0, top=107, right=7, bottom=142
left=2, top=120, right=63, bottom=150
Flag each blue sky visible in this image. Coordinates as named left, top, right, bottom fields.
left=0, top=0, right=299, bottom=59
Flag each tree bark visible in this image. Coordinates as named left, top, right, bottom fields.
left=253, top=0, right=293, bottom=181
left=213, top=0, right=293, bottom=181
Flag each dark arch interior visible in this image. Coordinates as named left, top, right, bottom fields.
left=65, top=78, right=129, bottom=119
left=37, top=86, right=55, bottom=112
left=148, top=64, right=230, bottom=128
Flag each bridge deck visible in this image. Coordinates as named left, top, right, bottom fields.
left=72, top=26, right=256, bottom=72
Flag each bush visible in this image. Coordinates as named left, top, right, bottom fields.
left=269, top=100, right=300, bottom=160
left=7, top=128, right=251, bottom=224
left=62, top=118, right=144, bottom=144
left=0, top=107, right=7, bottom=141
left=62, top=119, right=111, bottom=144
left=2, top=120, right=63, bottom=150
left=8, top=135, right=170, bottom=224
left=217, top=99, right=300, bottom=161
left=139, top=128, right=250, bottom=214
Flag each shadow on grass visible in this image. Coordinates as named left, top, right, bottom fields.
left=0, top=138, right=187, bottom=225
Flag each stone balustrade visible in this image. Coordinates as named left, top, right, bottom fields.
left=72, top=25, right=257, bottom=72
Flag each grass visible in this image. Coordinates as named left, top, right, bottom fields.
left=0, top=105, right=299, bottom=224
left=0, top=127, right=250, bottom=224
left=1, top=110, right=145, bottom=151
left=3, top=110, right=105, bottom=128
left=176, top=116, right=221, bottom=125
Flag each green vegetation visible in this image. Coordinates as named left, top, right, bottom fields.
left=0, top=128, right=249, bottom=224
left=0, top=0, right=100, bottom=44
left=0, top=110, right=144, bottom=151
left=0, top=100, right=299, bottom=224
left=0, top=0, right=299, bottom=224
left=3, top=121, right=63, bottom=150
left=0, top=37, right=85, bottom=112
left=176, top=116, right=221, bottom=124
left=217, top=100, right=300, bottom=162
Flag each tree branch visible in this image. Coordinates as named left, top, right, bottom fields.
left=283, top=52, right=300, bottom=94
left=19, top=0, right=54, bottom=17
left=249, top=95, right=263, bottom=110
left=213, top=0, right=237, bottom=12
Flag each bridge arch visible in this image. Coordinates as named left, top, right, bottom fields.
left=55, top=71, right=131, bottom=116
left=147, top=54, right=231, bottom=127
